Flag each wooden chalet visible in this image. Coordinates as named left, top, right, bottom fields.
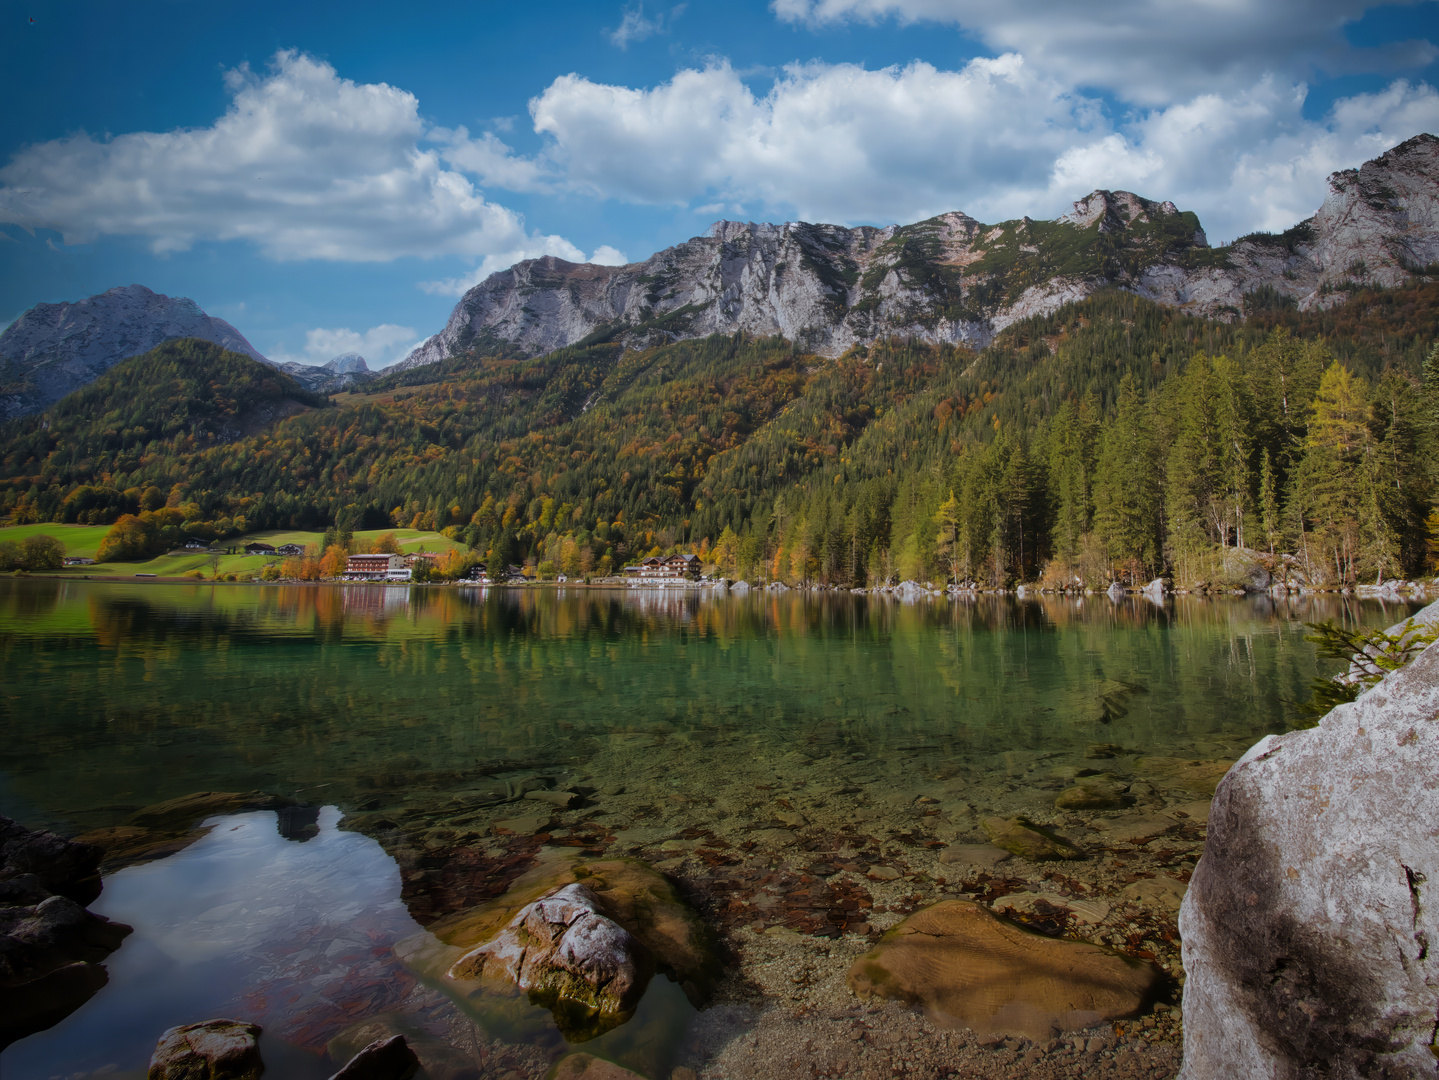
left=244, top=541, right=277, bottom=556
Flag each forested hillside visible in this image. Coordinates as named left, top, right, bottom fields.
left=1, top=338, right=325, bottom=528
left=2, top=283, right=1436, bottom=587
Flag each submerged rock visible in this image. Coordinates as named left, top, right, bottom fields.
left=449, top=882, right=654, bottom=1032
left=847, top=900, right=1161, bottom=1040
left=1178, top=631, right=1439, bottom=1078
left=1131, top=757, right=1232, bottom=797
left=1054, top=781, right=1126, bottom=811
left=548, top=1053, right=648, bottom=1079
left=981, top=817, right=1084, bottom=860
left=148, top=1019, right=263, bottom=1080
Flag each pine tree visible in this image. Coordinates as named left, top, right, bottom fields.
left=1093, top=373, right=1161, bottom=579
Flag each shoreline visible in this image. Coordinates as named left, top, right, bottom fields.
left=12, top=570, right=1436, bottom=601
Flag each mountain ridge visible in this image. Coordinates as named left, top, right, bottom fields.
left=397, top=133, right=1439, bottom=371
left=0, top=284, right=270, bottom=421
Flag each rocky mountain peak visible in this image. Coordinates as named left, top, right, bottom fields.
left=324, top=352, right=370, bottom=374
left=1058, top=190, right=1184, bottom=235
left=1308, top=132, right=1439, bottom=286
left=0, top=285, right=270, bottom=421
left=376, top=138, right=1439, bottom=375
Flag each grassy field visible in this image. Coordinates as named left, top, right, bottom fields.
left=0, top=524, right=468, bottom=579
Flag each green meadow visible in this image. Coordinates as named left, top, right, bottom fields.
left=0, top=525, right=466, bottom=579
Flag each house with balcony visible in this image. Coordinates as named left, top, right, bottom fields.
left=623, top=554, right=701, bottom=581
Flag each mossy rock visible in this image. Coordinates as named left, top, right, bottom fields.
left=428, top=851, right=720, bottom=1004
left=981, top=817, right=1084, bottom=860
left=1054, top=782, right=1125, bottom=811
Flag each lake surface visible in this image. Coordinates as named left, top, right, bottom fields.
left=0, top=579, right=1423, bottom=1076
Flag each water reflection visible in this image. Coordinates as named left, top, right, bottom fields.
left=1, top=808, right=425, bottom=1080
left=0, top=580, right=1420, bottom=841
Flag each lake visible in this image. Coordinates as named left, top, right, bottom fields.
left=0, top=579, right=1422, bottom=1077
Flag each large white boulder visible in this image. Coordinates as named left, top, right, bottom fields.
left=1178, top=637, right=1439, bottom=1078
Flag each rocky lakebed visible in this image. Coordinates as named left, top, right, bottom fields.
left=4, top=729, right=1234, bottom=1079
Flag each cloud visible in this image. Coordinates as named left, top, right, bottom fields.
left=419, top=241, right=632, bottom=297
left=609, top=3, right=686, bottom=49
left=769, top=0, right=1437, bottom=106
left=589, top=244, right=630, bottom=265
left=270, top=323, right=420, bottom=367
left=531, top=56, right=1100, bottom=225
left=527, top=56, right=1439, bottom=243
left=0, top=50, right=573, bottom=263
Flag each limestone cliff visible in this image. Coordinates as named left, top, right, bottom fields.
left=399, top=134, right=1439, bottom=370
left=0, top=285, right=270, bottom=420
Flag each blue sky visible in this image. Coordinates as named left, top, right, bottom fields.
left=3, top=0, right=1438, bottom=368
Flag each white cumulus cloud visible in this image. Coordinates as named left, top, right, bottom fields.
left=770, top=0, right=1437, bottom=106
left=531, top=56, right=1102, bottom=225
left=0, top=50, right=576, bottom=264
left=525, top=56, right=1439, bottom=244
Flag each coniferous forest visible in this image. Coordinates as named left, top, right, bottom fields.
left=3, top=282, right=1437, bottom=588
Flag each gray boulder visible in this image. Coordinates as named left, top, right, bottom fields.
left=1178, top=638, right=1439, bottom=1077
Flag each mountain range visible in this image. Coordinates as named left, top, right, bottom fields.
left=1, top=134, right=1436, bottom=429
left=396, top=133, right=1439, bottom=370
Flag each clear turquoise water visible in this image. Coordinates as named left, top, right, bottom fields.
left=0, top=581, right=1418, bottom=832
left=0, top=579, right=1423, bottom=1076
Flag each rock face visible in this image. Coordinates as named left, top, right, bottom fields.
left=0, top=815, right=132, bottom=1049
left=399, top=135, right=1439, bottom=370
left=1178, top=638, right=1439, bottom=1078
left=148, top=1019, right=264, bottom=1080
left=0, top=284, right=269, bottom=420
left=448, top=882, right=653, bottom=1033
left=847, top=899, right=1162, bottom=1040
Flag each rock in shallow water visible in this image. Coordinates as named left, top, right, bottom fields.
left=847, top=900, right=1161, bottom=1040
left=0, top=816, right=132, bottom=1049
left=548, top=1052, right=647, bottom=1079
left=1178, top=634, right=1439, bottom=1079
left=449, top=882, right=653, bottom=1029
left=981, top=816, right=1084, bottom=860
left=327, top=1033, right=420, bottom=1080
left=148, top=1018, right=263, bottom=1080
